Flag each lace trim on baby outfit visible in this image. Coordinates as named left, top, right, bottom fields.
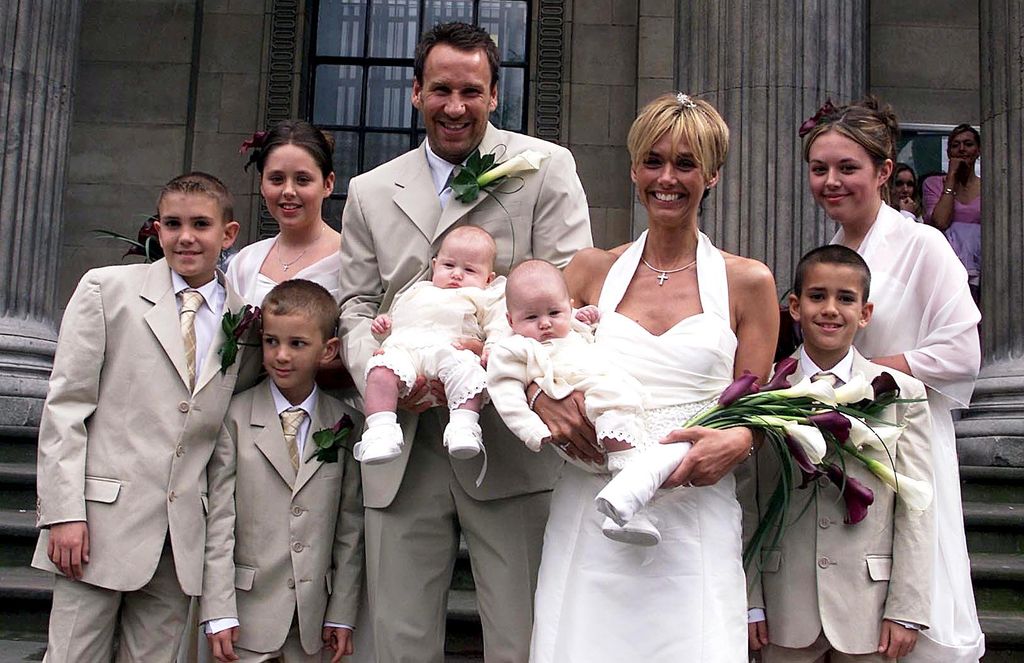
left=594, top=411, right=645, bottom=450
left=437, top=351, right=488, bottom=409
left=365, top=353, right=417, bottom=397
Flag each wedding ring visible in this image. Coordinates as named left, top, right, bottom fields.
left=556, top=441, right=570, bottom=451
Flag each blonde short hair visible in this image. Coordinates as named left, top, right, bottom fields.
left=627, top=93, right=730, bottom=182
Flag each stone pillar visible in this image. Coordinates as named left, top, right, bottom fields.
left=0, top=1, right=83, bottom=433
left=956, top=0, right=1024, bottom=465
left=674, top=1, right=867, bottom=292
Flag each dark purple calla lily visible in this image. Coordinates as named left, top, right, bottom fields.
left=808, top=410, right=851, bottom=444
left=718, top=370, right=760, bottom=407
left=764, top=357, right=799, bottom=391
left=333, top=413, right=354, bottom=434
left=852, top=371, right=902, bottom=413
left=783, top=433, right=823, bottom=488
left=234, top=305, right=261, bottom=340
left=824, top=462, right=874, bottom=524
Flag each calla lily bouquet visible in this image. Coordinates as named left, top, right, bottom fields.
left=309, top=414, right=355, bottom=464
left=451, top=147, right=549, bottom=203
left=682, top=357, right=931, bottom=570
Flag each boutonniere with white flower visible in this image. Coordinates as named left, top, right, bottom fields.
left=218, top=305, right=261, bottom=373
left=308, top=415, right=355, bottom=464
left=451, top=147, right=549, bottom=203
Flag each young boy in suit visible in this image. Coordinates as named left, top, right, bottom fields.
left=33, top=172, right=252, bottom=661
left=745, top=245, right=935, bottom=662
left=201, top=279, right=364, bottom=663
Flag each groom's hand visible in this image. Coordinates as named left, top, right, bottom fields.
left=532, top=388, right=602, bottom=463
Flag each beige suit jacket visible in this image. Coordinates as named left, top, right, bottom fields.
left=338, top=123, right=593, bottom=507
left=33, top=260, right=257, bottom=595
left=200, top=381, right=364, bottom=655
left=742, top=350, right=935, bottom=654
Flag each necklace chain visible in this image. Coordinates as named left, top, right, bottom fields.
left=275, top=223, right=325, bottom=272
left=641, top=256, right=696, bottom=286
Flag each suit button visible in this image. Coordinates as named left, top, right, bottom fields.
left=168, top=491, right=177, bottom=502
left=292, top=506, right=303, bottom=517
left=818, top=517, right=830, bottom=529
left=292, top=541, right=304, bottom=552
left=817, top=556, right=830, bottom=569
left=178, top=401, right=190, bottom=413
left=287, top=578, right=295, bottom=589
left=175, top=445, right=185, bottom=457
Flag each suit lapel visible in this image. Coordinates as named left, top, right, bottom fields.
left=432, top=124, right=503, bottom=244
left=251, top=383, right=296, bottom=489
left=194, top=271, right=239, bottom=393
left=141, top=260, right=191, bottom=390
left=393, top=146, right=444, bottom=244
left=293, top=398, right=329, bottom=495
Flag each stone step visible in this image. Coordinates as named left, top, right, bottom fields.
left=972, top=553, right=1024, bottom=614
left=961, top=466, right=1024, bottom=504
left=979, top=611, right=1024, bottom=650
left=0, top=434, right=38, bottom=466
left=964, top=501, right=1024, bottom=554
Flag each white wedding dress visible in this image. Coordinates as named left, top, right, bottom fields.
left=530, top=230, right=747, bottom=663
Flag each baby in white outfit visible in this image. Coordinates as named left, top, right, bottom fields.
left=355, top=226, right=508, bottom=465
left=488, top=259, right=688, bottom=546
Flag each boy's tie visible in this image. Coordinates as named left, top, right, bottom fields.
left=178, top=290, right=205, bottom=390
left=811, top=371, right=839, bottom=387
left=280, top=407, right=307, bottom=472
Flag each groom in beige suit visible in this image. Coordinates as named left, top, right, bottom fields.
left=743, top=246, right=935, bottom=662
left=338, top=22, right=592, bottom=663
left=33, top=173, right=256, bottom=662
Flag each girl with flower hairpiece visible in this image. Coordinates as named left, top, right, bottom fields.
left=526, top=92, right=778, bottom=662
left=227, top=120, right=342, bottom=305
left=802, top=96, right=983, bottom=662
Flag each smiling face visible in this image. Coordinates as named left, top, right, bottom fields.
left=789, top=263, right=873, bottom=369
left=630, top=132, right=718, bottom=227
left=261, top=310, right=339, bottom=405
left=431, top=231, right=496, bottom=290
left=155, top=192, right=239, bottom=287
left=260, top=143, right=335, bottom=231
left=947, top=129, right=980, bottom=164
left=506, top=274, right=573, bottom=343
left=413, top=44, right=498, bottom=164
left=807, top=130, right=892, bottom=226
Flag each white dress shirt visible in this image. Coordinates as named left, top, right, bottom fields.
left=424, top=140, right=459, bottom=208
left=170, top=271, right=225, bottom=381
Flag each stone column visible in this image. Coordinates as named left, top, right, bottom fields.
left=674, top=1, right=867, bottom=291
left=0, top=1, right=83, bottom=433
left=956, top=0, right=1024, bottom=465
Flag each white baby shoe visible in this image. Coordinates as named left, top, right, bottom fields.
left=353, top=423, right=403, bottom=465
left=443, top=419, right=484, bottom=459
left=600, top=511, right=662, bottom=547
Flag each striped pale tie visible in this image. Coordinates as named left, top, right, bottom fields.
left=280, top=407, right=307, bottom=472
left=178, top=290, right=205, bottom=391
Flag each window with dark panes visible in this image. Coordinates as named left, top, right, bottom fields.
left=310, top=0, right=530, bottom=216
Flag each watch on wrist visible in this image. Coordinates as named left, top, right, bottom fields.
left=943, top=187, right=956, bottom=196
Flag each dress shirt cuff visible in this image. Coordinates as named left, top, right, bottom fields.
left=890, top=619, right=922, bottom=630
left=324, top=622, right=354, bottom=631
left=204, top=618, right=240, bottom=635
left=747, top=608, right=766, bottom=623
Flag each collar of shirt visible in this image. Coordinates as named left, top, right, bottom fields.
left=799, top=346, right=855, bottom=384
left=424, top=140, right=461, bottom=197
left=269, top=381, right=319, bottom=455
left=170, top=271, right=225, bottom=315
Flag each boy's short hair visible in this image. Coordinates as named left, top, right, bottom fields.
left=505, top=259, right=568, bottom=310
left=261, top=280, right=339, bottom=340
left=157, top=171, right=234, bottom=221
left=793, top=245, right=872, bottom=302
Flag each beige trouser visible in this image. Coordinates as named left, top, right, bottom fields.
left=763, top=630, right=894, bottom=663
left=45, top=542, right=190, bottom=663
left=364, top=410, right=550, bottom=663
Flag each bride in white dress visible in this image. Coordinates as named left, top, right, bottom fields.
left=528, top=94, right=779, bottom=662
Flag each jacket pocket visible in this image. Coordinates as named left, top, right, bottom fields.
left=866, top=554, right=892, bottom=581
left=84, top=476, right=122, bottom=503
left=759, top=548, right=783, bottom=573
left=234, top=565, right=257, bottom=591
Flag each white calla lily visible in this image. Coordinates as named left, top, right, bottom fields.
left=858, top=456, right=933, bottom=511
left=833, top=373, right=874, bottom=404
left=847, top=416, right=904, bottom=453
left=772, top=376, right=837, bottom=406
left=784, top=423, right=827, bottom=464
left=478, top=149, right=549, bottom=186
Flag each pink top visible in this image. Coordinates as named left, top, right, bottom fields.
left=922, top=175, right=981, bottom=225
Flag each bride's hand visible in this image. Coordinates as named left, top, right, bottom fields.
left=532, top=389, right=603, bottom=464
left=659, top=426, right=753, bottom=488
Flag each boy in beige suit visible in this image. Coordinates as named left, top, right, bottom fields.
left=33, top=172, right=252, bottom=662
left=745, top=245, right=935, bottom=662
left=201, top=280, right=364, bottom=663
